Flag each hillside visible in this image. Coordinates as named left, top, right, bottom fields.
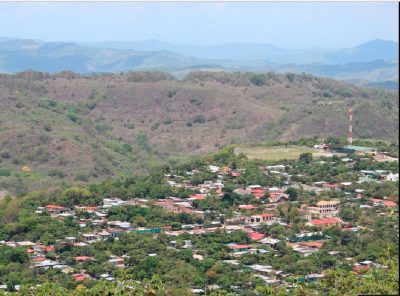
left=0, top=70, right=398, bottom=192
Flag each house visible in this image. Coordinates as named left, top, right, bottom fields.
left=65, top=237, right=77, bottom=244
left=386, top=172, right=399, bottom=182
left=268, top=193, right=289, bottom=204
left=259, top=237, right=280, bottom=247
left=107, top=228, right=125, bottom=238
left=268, top=187, right=284, bottom=197
left=228, top=244, right=252, bottom=254
left=209, top=165, right=219, bottom=173
left=248, top=264, right=274, bottom=276
left=74, top=256, right=93, bottom=263
left=97, top=231, right=111, bottom=240
left=310, top=200, right=340, bottom=218
left=249, top=232, right=265, bottom=241
left=231, top=171, right=240, bottom=177
left=108, top=256, right=124, bottom=268
left=247, top=185, right=265, bottom=198
left=74, top=206, right=98, bottom=213
left=72, top=274, right=89, bottom=281
left=245, top=213, right=274, bottom=225
left=188, top=194, right=206, bottom=201
left=45, top=205, right=72, bottom=216
left=81, top=233, right=98, bottom=243
left=307, top=218, right=342, bottom=228
left=371, top=199, right=397, bottom=208
left=266, top=165, right=286, bottom=171
left=238, top=205, right=257, bottom=210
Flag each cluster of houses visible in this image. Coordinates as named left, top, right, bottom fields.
left=1, top=155, right=398, bottom=292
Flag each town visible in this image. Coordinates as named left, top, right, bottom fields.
left=0, top=138, right=398, bottom=295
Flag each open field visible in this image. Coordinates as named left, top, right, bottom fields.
left=234, top=146, right=344, bottom=160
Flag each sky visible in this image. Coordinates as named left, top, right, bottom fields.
left=0, top=2, right=398, bottom=49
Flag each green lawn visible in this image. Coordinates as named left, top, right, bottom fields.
left=234, top=146, right=341, bottom=160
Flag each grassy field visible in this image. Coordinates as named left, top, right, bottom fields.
left=234, top=146, right=342, bottom=160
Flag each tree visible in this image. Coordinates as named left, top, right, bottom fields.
left=285, top=187, right=298, bottom=201
left=299, top=153, right=313, bottom=164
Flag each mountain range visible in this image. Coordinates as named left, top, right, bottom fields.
left=0, top=38, right=398, bottom=88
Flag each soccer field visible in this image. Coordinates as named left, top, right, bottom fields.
left=234, top=146, right=339, bottom=160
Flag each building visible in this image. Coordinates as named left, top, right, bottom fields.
left=245, top=213, right=274, bottom=225
left=307, top=217, right=342, bottom=228
left=314, top=200, right=340, bottom=217
left=44, top=205, right=72, bottom=216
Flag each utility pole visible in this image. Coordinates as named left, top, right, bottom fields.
left=348, top=108, right=353, bottom=145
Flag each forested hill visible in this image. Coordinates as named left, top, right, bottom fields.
left=0, top=70, right=398, bottom=189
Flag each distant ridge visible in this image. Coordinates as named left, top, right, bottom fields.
left=0, top=37, right=398, bottom=87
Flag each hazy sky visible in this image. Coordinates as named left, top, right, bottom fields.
left=0, top=2, right=398, bottom=49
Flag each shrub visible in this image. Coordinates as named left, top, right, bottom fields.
left=250, top=74, right=265, bottom=86
left=48, top=169, right=66, bottom=178
left=0, top=168, right=11, bottom=177
left=192, top=114, right=206, bottom=124
left=74, top=172, right=89, bottom=182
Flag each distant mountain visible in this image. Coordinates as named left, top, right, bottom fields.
left=325, top=39, right=399, bottom=64
left=83, top=40, right=285, bottom=60
left=0, top=38, right=398, bottom=87
left=0, top=39, right=203, bottom=74
left=85, top=38, right=398, bottom=64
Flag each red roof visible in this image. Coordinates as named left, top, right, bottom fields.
left=45, top=205, right=65, bottom=209
left=310, top=218, right=342, bottom=225
left=382, top=201, right=397, bottom=208
left=300, top=241, right=324, bottom=248
left=260, top=213, right=274, bottom=217
left=249, top=232, right=265, bottom=241
left=231, top=171, right=240, bottom=177
left=323, top=184, right=339, bottom=188
left=189, top=194, right=206, bottom=200
left=229, top=244, right=251, bottom=249
left=32, top=256, right=46, bottom=263
left=74, top=256, right=93, bottom=262
left=251, top=188, right=264, bottom=193
left=239, top=205, right=256, bottom=210
left=27, top=248, right=34, bottom=254
left=44, top=246, right=55, bottom=252
left=72, top=274, right=86, bottom=281
left=352, top=265, right=369, bottom=273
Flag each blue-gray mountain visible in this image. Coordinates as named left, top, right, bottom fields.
left=0, top=38, right=398, bottom=88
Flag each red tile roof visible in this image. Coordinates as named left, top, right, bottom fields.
left=352, top=265, right=369, bottom=273
left=229, top=244, right=251, bottom=249
left=74, top=256, right=93, bottom=262
left=239, top=205, right=256, bottom=210
left=300, top=241, right=324, bottom=248
left=72, top=274, right=86, bottom=281
left=189, top=194, right=206, bottom=200
left=249, top=232, right=265, bottom=241
left=309, top=218, right=342, bottom=225
left=44, top=246, right=55, bottom=252
left=32, top=256, right=46, bottom=263
left=382, top=201, right=397, bottom=208
left=45, top=205, right=65, bottom=209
